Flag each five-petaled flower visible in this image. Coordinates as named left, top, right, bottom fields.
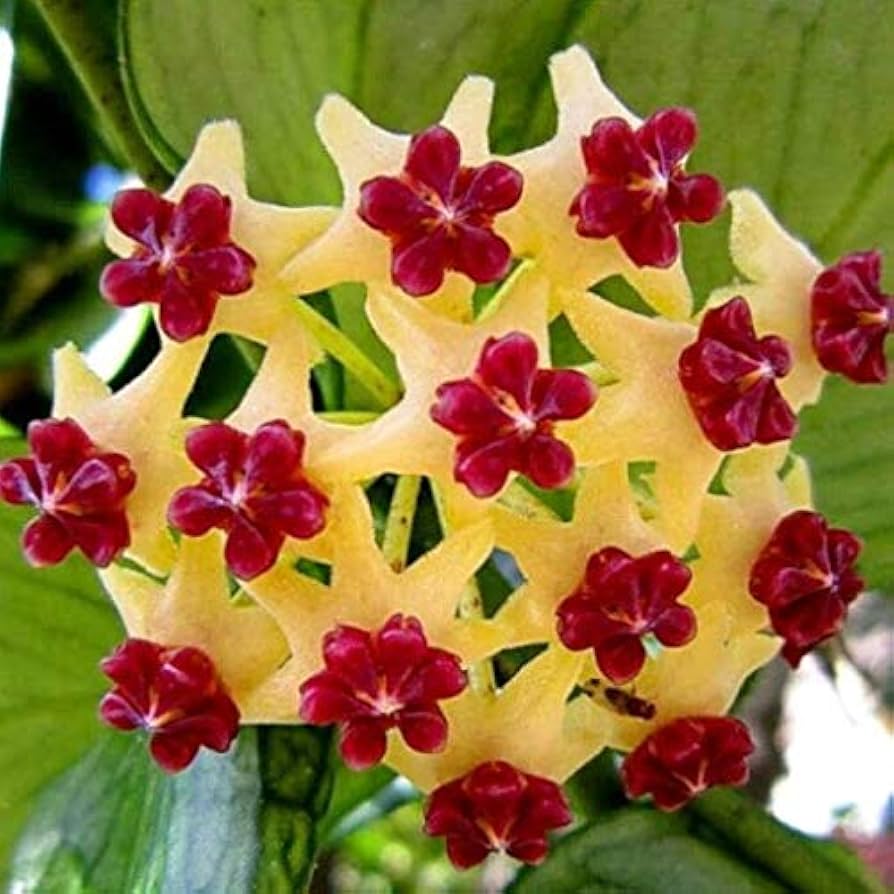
left=167, top=419, right=328, bottom=580
left=556, top=547, right=696, bottom=684
left=299, top=614, right=467, bottom=770
left=811, top=250, right=894, bottom=384
left=358, top=125, right=523, bottom=296
left=423, top=760, right=572, bottom=868
left=679, top=297, right=797, bottom=451
left=569, top=107, right=724, bottom=268
left=0, top=418, right=135, bottom=567
left=431, top=331, right=596, bottom=497
left=621, top=716, right=754, bottom=811
left=100, top=184, right=256, bottom=342
left=749, top=510, right=863, bottom=667
left=99, top=638, right=240, bottom=773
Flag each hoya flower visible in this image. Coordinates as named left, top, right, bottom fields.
left=621, top=716, right=754, bottom=811
left=100, top=184, right=256, bottom=342
left=358, top=125, right=523, bottom=296
left=99, top=638, right=240, bottom=773
left=431, top=331, right=596, bottom=497
left=679, top=297, right=796, bottom=451
left=811, top=250, right=894, bottom=383
left=0, top=418, right=135, bottom=567
left=569, top=107, right=723, bottom=268
left=299, top=614, right=467, bottom=770
left=749, top=510, right=863, bottom=667
left=167, top=420, right=328, bottom=581
left=556, top=546, right=696, bottom=684
left=423, top=761, right=572, bottom=868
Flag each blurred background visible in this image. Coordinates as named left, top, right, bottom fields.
left=0, top=1, right=892, bottom=891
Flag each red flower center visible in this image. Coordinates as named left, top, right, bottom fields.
left=99, top=637, right=240, bottom=773
left=430, top=331, right=596, bottom=497
left=621, top=716, right=754, bottom=811
left=358, top=125, right=524, bottom=296
left=299, top=613, right=467, bottom=770
left=99, top=184, right=256, bottom=342
left=423, top=760, right=572, bottom=868
left=811, top=250, right=894, bottom=384
left=749, top=509, right=863, bottom=667
left=556, top=546, right=696, bottom=684
left=569, top=107, right=724, bottom=268
left=167, top=419, right=329, bottom=581
left=0, top=418, right=136, bottom=567
left=678, top=296, right=797, bottom=451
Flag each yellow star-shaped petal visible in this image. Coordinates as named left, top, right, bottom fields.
left=311, top=266, right=551, bottom=529
left=485, top=463, right=668, bottom=645
left=237, top=483, right=493, bottom=724
left=52, top=339, right=206, bottom=573
left=688, top=444, right=813, bottom=634
left=563, top=600, right=779, bottom=757
left=107, top=120, right=337, bottom=345
left=386, top=644, right=586, bottom=791
left=499, top=46, right=693, bottom=320
left=99, top=535, right=288, bottom=703
left=280, top=78, right=499, bottom=321
left=706, top=189, right=825, bottom=409
left=559, top=287, right=722, bottom=552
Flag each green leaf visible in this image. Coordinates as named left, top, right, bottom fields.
left=511, top=809, right=785, bottom=894
left=9, top=726, right=335, bottom=892
left=0, top=440, right=122, bottom=878
left=795, top=374, right=894, bottom=591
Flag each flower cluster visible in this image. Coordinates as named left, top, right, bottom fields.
left=4, top=46, right=879, bottom=872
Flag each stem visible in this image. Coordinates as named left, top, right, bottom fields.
left=476, top=259, right=534, bottom=320
left=576, top=360, right=618, bottom=387
left=294, top=299, right=402, bottom=410
left=317, top=410, right=380, bottom=425
left=29, top=0, right=168, bottom=187
left=431, top=483, right=495, bottom=696
left=498, top=480, right=560, bottom=520
left=688, top=787, right=882, bottom=894
left=381, top=475, right=421, bottom=572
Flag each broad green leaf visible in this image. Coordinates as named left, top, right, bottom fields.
left=511, top=809, right=784, bottom=894
left=0, top=440, right=122, bottom=878
left=9, top=726, right=335, bottom=892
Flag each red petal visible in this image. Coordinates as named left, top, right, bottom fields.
left=595, top=635, right=647, bottom=684
left=0, top=458, right=40, bottom=505
left=638, top=107, right=697, bottom=171
left=581, top=117, right=651, bottom=180
left=22, top=514, right=73, bottom=566
left=454, top=435, right=520, bottom=498
left=100, top=258, right=164, bottom=308
left=431, top=380, right=514, bottom=437
left=158, top=275, right=218, bottom=342
left=654, top=604, right=697, bottom=647
left=618, top=201, right=679, bottom=268
left=224, top=517, right=280, bottom=580
left=28, top=418, right=93, bottom=479
left=405, top=126, right=461, bottom=202
left=56, top=457, right=129, bottom=511
left=98, top=691, right=145, bottom=730
left=62, top=511, right=130, bottom=567
left=110, top=188, right=173, bottom=248
left=476, top=332, right=538, bottom=408
left=169, top=184, right=232, bottom=251
left=669, top=173, right=724, bottom=223
left=167, top=486, right=233, bottom=536
left=521, top=435, right=575, bottom=490
left=184, top=422, right=247, bottom=485
left=506, top=837, right=549, bottom=865
left=415, top=650, right=467, bottom=701
left=573, top=183, right=645, bottom=238
left=322, top=626, right=378, bottom=696
left=452, top=225, right=512, bottom=285
left=339, top=717, right=388, bottom=770
left=178, top=245, right=255, bottom=295
left=444, top=835, right=493, bottom=869
left=460, top=162, right=523, bottom=215
left=531, top=369, right=596, bottom=421
left=397, top=704, right=448, bottom=753
left=149, top=732, right=202, bottom=773
left=358, top=176, right=435, bottom=234
left=299, top=673, right=364, bottom=724
left=253, top=486, right=328, bottom=540
left=244, top=421, right=303, bottom=490
left=392, top=230, right=450, bottom=296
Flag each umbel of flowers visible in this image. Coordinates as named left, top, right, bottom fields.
left=1, top=46, right=887, bottom=869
